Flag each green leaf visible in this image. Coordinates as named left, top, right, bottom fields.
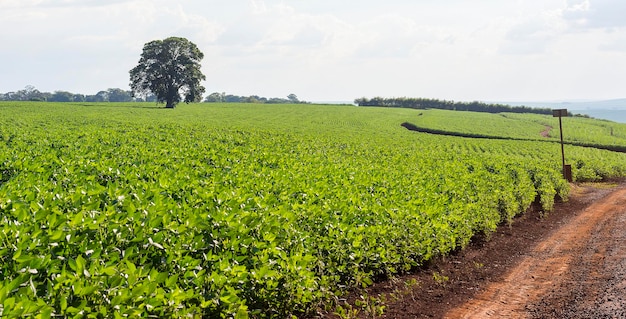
left=165, top=274, right=178, bottom=287
left=125, top=260, right=136, bottom=273
left=38, top=307, right=53, bottom=319
left=60, top=298, right=68, bottom=311
left=3, top=297, right=16, bottom=310
left=68, top=259, right=77, bottom=272
left=75, top=255, right=86, bottom=275
left=101, top=266, right=116, bottom=276
left=234, top=305, right=249, bottom=319
left=66, top=306, right=81, bottom=314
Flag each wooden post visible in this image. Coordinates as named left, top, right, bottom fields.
left=559, top=115, right=565, bottom=169
left=552, top=109, right=571, bottom=182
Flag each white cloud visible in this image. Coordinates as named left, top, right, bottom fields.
left=499, top=12, right=567, bottom=55
left=564, top=0, right=626, bottom=29
left=0, top=0, right=229, bottom=93
left=2, top=0, right=626, bottom=101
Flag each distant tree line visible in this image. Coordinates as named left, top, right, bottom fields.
left=354, top=97, right=554, bottom=115
left=0, top=86, right=308, bottom=105
left=0, top=86, right=158, bottom=102
left=204, top=92, right=308, bottom=104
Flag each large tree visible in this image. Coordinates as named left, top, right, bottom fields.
left=130, top=37, right=206, bottom=108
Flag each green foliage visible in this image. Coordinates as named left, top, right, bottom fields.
left=408, top=110, right=549, bottom=140
left=0, top=86, right=139, bottom=103
left=130, top=37, right=206, bottom=108
left=432, top=272, right=449, bottom=287
left=355, top=96, right=552, bottom=114
left=408, top=110, right=626, bottom=153
left=204, top=92, right=308, bottom=104
left=1, top=102, right=626, bottom=318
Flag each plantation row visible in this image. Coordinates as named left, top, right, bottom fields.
left=408, top=109, right=626, bottom=149
left=1, top=102, right=626, bottom=318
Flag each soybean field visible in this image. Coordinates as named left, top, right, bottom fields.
left=1, top=102, right=626, bottom=318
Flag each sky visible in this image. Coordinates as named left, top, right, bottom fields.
left=1, top=0, right=626, bottom=103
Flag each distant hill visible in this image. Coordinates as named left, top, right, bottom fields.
left=491, top=99, right=626, bottom=123
left=496, top=99, right=626, bottom=110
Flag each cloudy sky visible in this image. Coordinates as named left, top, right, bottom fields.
left=1, top=0, right=626, bottom=102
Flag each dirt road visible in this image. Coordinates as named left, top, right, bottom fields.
left=341, top=183, right=626, bottom=319
left=446, top=185, right=626, bottom=318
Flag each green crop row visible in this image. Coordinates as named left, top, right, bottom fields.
left=407, top=109, right=626, bottom=150
left=1, top=102, right=625, bottom=318
left=408, top=109, right=549, bottom=140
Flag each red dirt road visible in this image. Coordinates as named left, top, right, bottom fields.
left=446, top=185, right=626, bottom=318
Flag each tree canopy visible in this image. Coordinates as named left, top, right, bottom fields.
left=0, top=86, right=137, bottom=102
left=204, top=92, right=308, bottom=104
left=130, top=37, right=206, bottom=108
left=355, top=96, right=554, bottom=115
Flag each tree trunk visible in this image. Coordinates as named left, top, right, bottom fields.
left=165, top=88, right=177, bottom=108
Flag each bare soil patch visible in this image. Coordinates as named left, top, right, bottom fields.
left=540, top=125, right=553, bottom=138
left=314, top=182, right=626, bottom=318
